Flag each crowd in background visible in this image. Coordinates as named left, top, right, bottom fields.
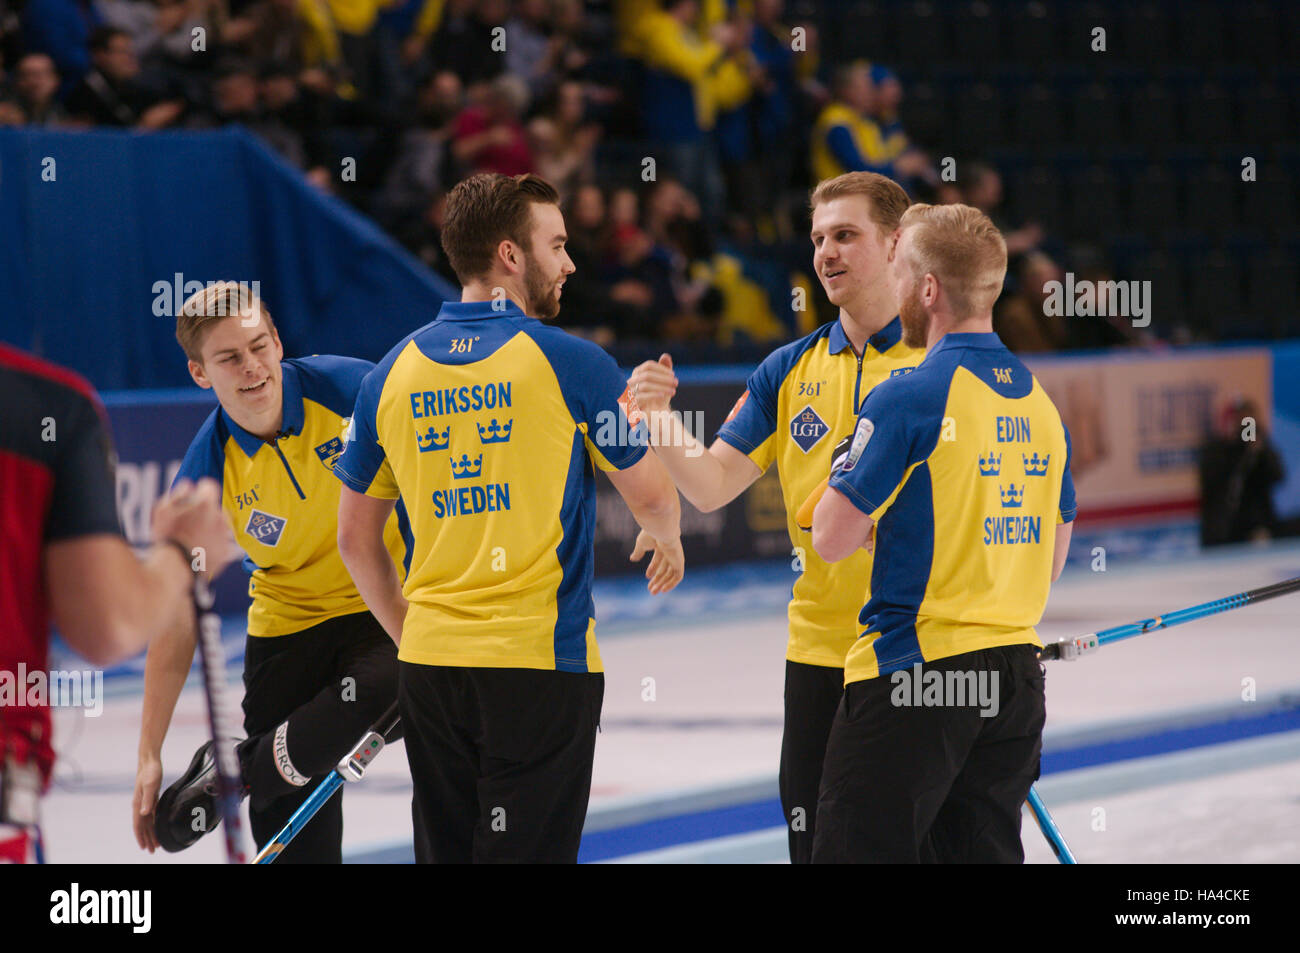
left=0, top=0, right=1156, bottom=357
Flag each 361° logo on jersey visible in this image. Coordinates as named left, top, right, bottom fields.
left=245, top=509, right=287, bottom=547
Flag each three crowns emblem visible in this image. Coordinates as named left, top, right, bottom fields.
left=417, top=425, right=451, bottom=453
left=477, top=418, right=513, bottom=444
left=451, top=453, right=484, bottom=479
left=1023, top=452, right=1050, bottom=476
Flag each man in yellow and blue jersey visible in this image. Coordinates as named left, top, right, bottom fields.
left=134, top=283, right=410, bottom=863
left=811, top=61, right=930, bottom=186
left=810, top=204, right=1076, bottom=863
left=334, top=173, right=684, bottom=864
left=626, top=172, right=924, bottom=863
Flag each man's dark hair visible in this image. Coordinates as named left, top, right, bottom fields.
left=88, top=27, right=130, bottom=55
left=441, top=173, right=560, bottom=283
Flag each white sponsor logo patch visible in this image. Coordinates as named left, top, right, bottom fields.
left=842, top=418, right=874, bottom=473
left=273, top=721, right=310, bottom=787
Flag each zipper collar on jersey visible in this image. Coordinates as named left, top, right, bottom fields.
left=436, top=299, right=527, bottom=322
left=828, top=314, right=903, bottom=356
left=222, top=361, right=304, bottom=457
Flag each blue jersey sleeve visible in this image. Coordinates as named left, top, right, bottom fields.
left=1058, top=424, right=1078, bottom=523
left=291, top=355, right=377, bottom=418
left=829, top=373, right=945, bottom=519
left=716, top=360, right=781, bottom=469
left=334, top=362, right=400, bottom=498
left=524, top=324, right=648, bottom=472
left=173, top=409, right=226, bottom=489
left=716, top=329, right=824, bottom=470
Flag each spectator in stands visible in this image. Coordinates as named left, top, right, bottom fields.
left=550, top=0, right=601, bottom=85
left=258, top=62, right=334, bottom=178
left=396, top=188, right=458, bottom=286
left=644, top=176, right=709, bottom=262
left=993, top=251, right=1067, bottom=353
left=204, top=58, right=261, bottom=123
left=1064, top=259, right=1147, bottom=350
left=183, top=58, right=322, bottom=183
left=504, top=0, right=554, bottom=98
left=810, top=61, right=929, bottom=186
left=450, top=72, right=533, bottom=177
left=0, top=52, right=64, bottom=124
left=870, top=64, right=906, bottom=156
left=867, top=63, right=936, bottom=193
left=64, top=26, right=182, bottom=127
left=553, top=183, right=618, bottom=345
left=370, top=0, right=422, bottom=106
left=528, top=79, right=599, bottom=202
left=321, top=0, right=385, bottom=101
left=1199, top=397, right=1286, bottom=547
left=713, top=11, right=771, bottom=228
left=373, top=69, right=460, bottom=228
left=406, top=0, right=505, bottom=89
left=609, top=186, right=640, bottom=232
left=747, top=0, right=798, bottom=234
left=961, top=160, right=1044, bottom=260
left=20, top=0, right=99, bottom=93
left=606, top=186, right=678, bottom=341
left=633, top=0, right=752, bottom=222
left=93, top=0, right=209, bottom=71
left=222, top=0, right=342, bottom=82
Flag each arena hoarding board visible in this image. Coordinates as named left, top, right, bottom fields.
left=1025, top=348, right=1273, bottom=523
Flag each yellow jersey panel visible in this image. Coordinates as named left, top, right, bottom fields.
left=717, top=317, right=924, bottom=667
left=176, top=356, right=409, bottom=637
left=827, top=333, right=1077, bottom=683
left=335, top=301, right=648, bottom=673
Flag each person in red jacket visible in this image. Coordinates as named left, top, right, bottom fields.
left=0, top=343, right=235, bottom=863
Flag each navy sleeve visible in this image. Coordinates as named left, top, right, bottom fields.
left=828, top=374, right=945, bottom=519
left=46, top=390, right=122, bottom=541
left=716, top=330, right=824, bottom=468
left=716, top=356, right=781, bottom=465
left=524, top=324, right=648, bottom=472
left=291, top=355, right=377, bottom=418
left=172, top=409, right=226, bottom=488
left=1059, top=424, right=1078, bottom=523
left=334, top=362, right=400, bottom=498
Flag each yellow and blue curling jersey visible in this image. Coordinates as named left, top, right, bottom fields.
left=827, top=332, right=1077, bottom=683
left=176, top=356, right=410, bottom=637
left=717, top=316, right=925, bottom=667
left=333, top=300, right=649, bottom=673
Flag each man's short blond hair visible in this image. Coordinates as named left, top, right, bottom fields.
left=175, top=282, right=274, bottom=363
left=809, top=171, right=911, bottom=236
left=897, top=203, right=1007, bottom=319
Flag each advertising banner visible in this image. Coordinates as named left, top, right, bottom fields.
left=1026, top=349, right=1272, bottom=521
